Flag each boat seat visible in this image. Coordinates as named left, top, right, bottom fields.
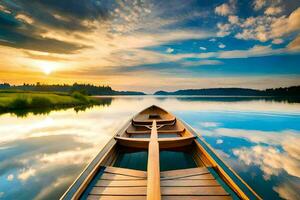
left=132, top=117, right=176, bottom=125
left=114, top=136, right=196, bottom=149
left=87, top=166, right=232, bottom=200
left=126, top=128, right=185, bottom=135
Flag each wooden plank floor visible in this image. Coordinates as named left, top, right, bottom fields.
left=87, top=166, right=232, bottom=200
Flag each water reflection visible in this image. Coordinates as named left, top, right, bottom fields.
left=0, top=97, right=112, bottom=117
left=0, top=96, right=299, bottom=199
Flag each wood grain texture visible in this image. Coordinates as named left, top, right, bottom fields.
left=147, top=120, right=161, bottom=200
left=95, top=180, right=147, bottom=187
left=160, top=179, right=219, bottom=187
left=90, top=186, right=147, bottom=195
left=87, top=195, right=232, bottom=200
left=104, top=166, right=146, bottom=178
left=100, top=173, right=145, bottom=180
left=161, top=186, right=229, bottom=196
left=160, top=167, right=209, bottom=178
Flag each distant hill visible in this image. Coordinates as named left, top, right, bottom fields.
left=154, top=86, right=300, bottom=96
left=0, top=83, right=145, bottom=96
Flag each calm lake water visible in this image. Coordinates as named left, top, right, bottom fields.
left=0, top=96, right=300, bottom=200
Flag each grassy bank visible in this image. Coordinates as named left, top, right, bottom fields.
left=0, top=90, right=100, bottom=112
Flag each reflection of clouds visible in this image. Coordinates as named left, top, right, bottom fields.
left=0, top=134, right=90, bottom=177
left=216, top=139, right=223, bottom=144
left=202, top=128, right=300, bottom=147
left=39, top=148, right=97, bottom=166
left=233, top=145, right=300, bottom=180
left=199, top=122, right=221, bottom=128
left=0, top=97, right=299, bottom=199
left=18, top=168, right=36, bottom=181
left=202, top=127, right=300, bottom=179
left=6, top=174, right=13, bottom=181
left=0, top=134, right=96, bottom=199
left=273, top=180, right=300, bottom=200
left=215, top=149, right=230, bottom=158
left=199, top=125, right=300, bottom=198
left=0, top=101, right=132, bottom=199
left=34, top=176, right=74, bottom=200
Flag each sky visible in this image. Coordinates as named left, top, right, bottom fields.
left=0, top=0, right=300, bottom=93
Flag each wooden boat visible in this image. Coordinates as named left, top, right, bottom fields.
left=61, top=105, right=261, bottom=200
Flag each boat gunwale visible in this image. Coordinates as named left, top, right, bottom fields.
left=59, top=118, right=132, bottom=200
left=179, top=118, right=262, bottom=200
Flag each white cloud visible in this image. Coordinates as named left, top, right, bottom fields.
left=15, top=14, right=34, bottom=24
left=233, top=7, right=300, bottom=42
left=216, top=139, right=223, bottom=144
left=200, top=127, right=300, bottom=181
left=215, top=0, right=236, bottom=16
left=218, top=43, right=226, bottom=48
left=253, top=0, right=266, bottom=10
left=264, top=6, right=283, bottom=15
left=217, top=23, right=231, bottom=37
left=7, top=174, right=14, bottom=181
left=199, top=46, right=207, bottom=50
left=273, top=181, right=300, bottom=200
left=228, top=15, right=239, bottom=24
left=166, top=47, right=174, bottom=53
left=0, top=4, right=10, bottom=13
left=18, top=168, right=36, bottom=181
left=218, top=45, right=281, bottom=58
left=272, top=38, right=283, bottom=44
left=233, top=144, right=300, bottom=180
left=200, top=122, right=221, bottom=127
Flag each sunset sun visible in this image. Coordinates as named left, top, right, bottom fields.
left=34, top=61, right=59, bottom=75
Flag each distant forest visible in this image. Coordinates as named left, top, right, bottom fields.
left=154, top=86, right=300, bottom=96
left=0, top=83, right=145, bottom=95
left=1, top=83, right=300, bottom=96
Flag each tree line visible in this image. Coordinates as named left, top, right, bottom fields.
left=0, top=83, right=145, bottom=95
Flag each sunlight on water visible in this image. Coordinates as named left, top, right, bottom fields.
left=0, top=96, right=299, bottom=199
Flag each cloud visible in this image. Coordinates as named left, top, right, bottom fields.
left=273, top=181, right=300, bottom=200
left=166, top=47, right=174, bottom=53
left=18, top=168, right=36, bottom=181
left=233, top=7, right=300, bottom=42
left=272, top=38, right=283, bottom=44
left=215, top=0, right=236, bottom=16
left=217, top=23, right=231, bottom=37
left=233, top=144, right=300, bottom=180
left=200, top=122, right=221, bottom=127
left=287, top=35, right=300, bottom=51
left=201, top=127, right=300, bottom=181
left=218, top=43, right=226, bottom=48
left=264, top=6, right=283, bottom=15
left=196, top=45, right=281, bottom=59
left=253, top=0, right=266, bottom=10
left=216, top=139, right=223, bottom=144
left=0, top=0, right=216, bottom=84
left=218, top=45, right=277, bottom=58
left=181, top=59, right=223, bottom=67
left=228, top=15, right=239, bottom=24
left=15, top=14, right=34, bottom=24
left=7, top=174, right=14, bottom=181
left=0, top=32, right=87, bottom=54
